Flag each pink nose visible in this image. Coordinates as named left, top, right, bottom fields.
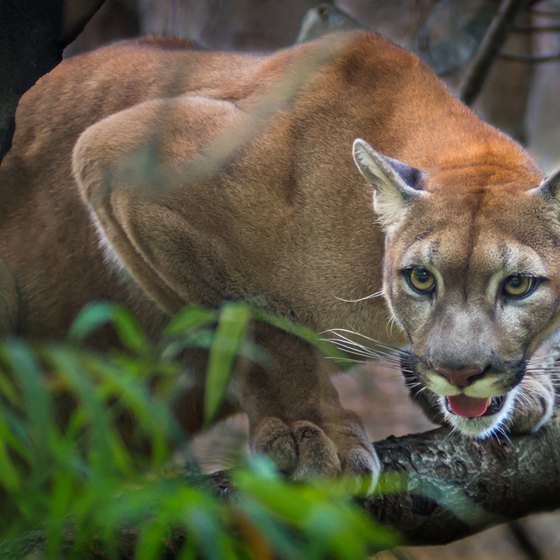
left=435, top=367, right=482, bottom=388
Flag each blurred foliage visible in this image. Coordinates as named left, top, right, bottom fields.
left=0, top=302, right=396, bottom=559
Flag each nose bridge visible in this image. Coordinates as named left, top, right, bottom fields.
left=428, top=305, right=494, bottom=369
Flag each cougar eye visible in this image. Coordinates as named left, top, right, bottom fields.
left=502, top=274, right=539, bottom=299
left=404, top=267, right=436, bottom=295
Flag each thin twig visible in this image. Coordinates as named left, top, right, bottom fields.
left=510, top=24, right=560, bottom=32
left=529, top=8, right=560, bottom=18
left=498, top=52, right=560, bottom=62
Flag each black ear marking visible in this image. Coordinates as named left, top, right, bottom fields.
left=352, top=138, right=425, bottom=198
left=383, top=155, right=424, bottom=191
left=352, top=138, right=427, bottom=228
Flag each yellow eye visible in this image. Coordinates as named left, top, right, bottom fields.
left=503, top=275, right=538, bottom=298
left=405, top=267, right=436, bottom=295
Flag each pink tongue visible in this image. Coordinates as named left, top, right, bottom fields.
left=447, top=395, right=490, bottom=417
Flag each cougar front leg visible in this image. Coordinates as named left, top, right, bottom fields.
left=237, top=324, right=380, bottom=490
left=73, top=97, right=380, bottom=490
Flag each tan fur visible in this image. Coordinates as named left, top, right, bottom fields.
left=0, top=32, right=557, bottom=486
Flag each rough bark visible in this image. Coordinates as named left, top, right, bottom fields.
left=209, top=415, right=560, bottom=546
left=366, top=416, right=560, bottom=544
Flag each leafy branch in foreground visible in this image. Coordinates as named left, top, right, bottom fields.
left=1, top=301, right=558, bottom=558
left=0, top=302, right=391, bottom=560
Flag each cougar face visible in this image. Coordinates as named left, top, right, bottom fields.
left=353, top=138, right=560, bottom=437
left=390, top=214, right=560, bottom=436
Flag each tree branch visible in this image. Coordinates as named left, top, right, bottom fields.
left=510, top=24, right=560, bottom=33
left=457, top=0, right=528, bottom=105
left=211, top=415, right=560, bottom=546
left=498, top=52, right=560, bottom=62
left=2, top=416, right=558, bottom=558
left=365, top=415, right=560, bottom=544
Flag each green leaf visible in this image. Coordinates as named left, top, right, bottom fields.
left=164, top=305, right=217, bottom=336
left=1, top=340, right=54, bottom=468
left=204, top=302, right=251, bottom=425
left=0, top=302, right=404, bottom=557
left=42, top=347, right=115, bottom=474
left=86, top=354, right=182, bottom=465
left=0, top=438, right=21, bottom=490
left=68, top=301, right=147, bottom=353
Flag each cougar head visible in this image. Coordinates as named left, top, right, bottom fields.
left=353, top=138, right=560, bottom=437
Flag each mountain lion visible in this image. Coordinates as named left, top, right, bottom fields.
left=0, top=32, right=557, bottom=489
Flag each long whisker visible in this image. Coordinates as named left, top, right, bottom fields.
left=325, top=356, right=367, bottom=365
left=527, top=350, right=560, bottom=364
left=325, top=327, right=403, bottom=354
left=333, top=290, right=384, bottom=303
left=327, top=347, right=401, bottom=363
left=526, top=366, right=560, bottom=376
left=323, top=339, right=389, bottom=360
left=442, top=423, right=460, bottom=444
left=386, top=315, right=399, bottom=339
left=323, top=332, right=402, bottom=362
left=325, top=357, right=404, bottom=376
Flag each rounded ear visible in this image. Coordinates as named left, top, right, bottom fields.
left=530, top=167, right=560, bottom=202
left=73, top=95, right=246, bottom=314
left=352, top=138, right=425, bottom=228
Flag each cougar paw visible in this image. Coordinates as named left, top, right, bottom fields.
left=251, top=417, right=298, bottom=472
left=250, top=416, right=380, bottom=493
left=291, top=420, right=342, bottom=479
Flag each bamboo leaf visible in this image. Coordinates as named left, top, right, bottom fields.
left=69, top=302, right=147, bottom=353
left=204, top=302, right=251, bottom=425
left=1, top=340, right=54, bottom=468
left=164, top=305, right=217, bottom=336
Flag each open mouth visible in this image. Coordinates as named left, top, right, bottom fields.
left=444, top=394, right=506, bottom=418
